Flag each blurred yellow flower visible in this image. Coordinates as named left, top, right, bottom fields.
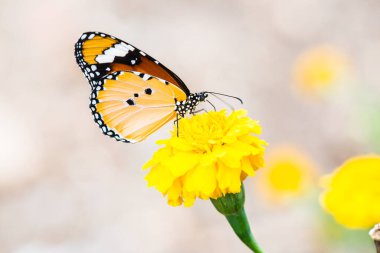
left=143, top=109, right=267, bottom=207
left=257, top=146, right=317, bottom=203
left=293, top=45, right=350, bottom=96
left=320, top=155, right=380, bottom=229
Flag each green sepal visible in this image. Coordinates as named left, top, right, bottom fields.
left=211, top=184, right=265, bottom=253
left=211, top=184, right=245, bottom=216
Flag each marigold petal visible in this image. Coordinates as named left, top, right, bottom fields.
left=183, top=194, right=196, bottom=207
left=220, top=151, right=242, bottom=168
left=227, top=141, right=254, bottom=156
left=145, top=165, right=175, bottom=193
left=241, top=157, right=255, bottom=176
left=249, top=154, right=265, bottom=169
left=211, top=145, right=227, bottom=158
left=164, top=152, right=201, bottom=177
left=167, top=180, right=183, bottom=206
left=217, top=163, right=242, bottom=194
left=183, top=164, right=217, bottom=197
left=199, top=153, right=217, bottom=166
left=222, top=135, right=238, bottom=144
left=142, top=147, right=171, bottom=170
left=168, top=138, right=194, bottom=151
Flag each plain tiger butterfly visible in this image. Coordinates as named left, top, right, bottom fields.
left=74, top=32, right=240, bottom=143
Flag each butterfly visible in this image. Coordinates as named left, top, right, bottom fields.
left=74, top=32, right=238, bottom=143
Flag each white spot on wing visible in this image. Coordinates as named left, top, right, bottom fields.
left=120, top=42, right=129, bottom=48
left=114, top=43, right=130, bottom=52
left=96, top=54, right=115, bottom=63
left=142, top=74, right=150, bottom=81
left=156, top=77, right=166, bottom=83
left=88, top=34, right=95, bottom=39
left=126, top=45, right=135, bottom=51
left=104, top=47, right=127, bottom=57
left=80, top=34, right=87, bottom=40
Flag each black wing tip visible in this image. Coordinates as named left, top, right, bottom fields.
left=75, top=31, right=114, bottom=44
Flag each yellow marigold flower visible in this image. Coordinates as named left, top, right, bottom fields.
left=293, top=45, right=350, bottom=97
left=320, top=155, right=380, bottom=229
left=257, top=145, right=317, bottom=203
left=143, top=109, right=267, bottom=207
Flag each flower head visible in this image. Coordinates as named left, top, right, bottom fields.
left=143, top=109, right=267, bottom=207
left=257, top=145, right=317, bottom=203
left=293, top=45, right=351, bottom=97
left=320, top=155, right=380, bottom=229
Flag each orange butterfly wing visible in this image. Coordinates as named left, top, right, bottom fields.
left=75, top=32, right=190, bottom=96
left=74, top=32, right=192, bottom=143
left=91, top=71, right=187, bottom=143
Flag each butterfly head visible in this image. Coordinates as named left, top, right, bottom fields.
left=197, top=92, right=209, bottom=102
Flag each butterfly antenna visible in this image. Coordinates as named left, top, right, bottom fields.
left=205, top=92, right=243, bottom=104
left=206, top=100, right=216, bottom=111
left=208, top=93, right=235, bottom=110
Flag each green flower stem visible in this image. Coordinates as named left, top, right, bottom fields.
left=211, top=185, right=265, bottom=253
left=225, top=207, right=264, bottom=253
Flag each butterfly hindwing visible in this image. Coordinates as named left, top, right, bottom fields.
left=75, top=31, right=190, bottom=95
left=90, top=71, right=187, bottom=143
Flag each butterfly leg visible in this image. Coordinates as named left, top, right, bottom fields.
left=174, top=114, right=181, bottom=137
left=173, top=115, right=182, bottom=125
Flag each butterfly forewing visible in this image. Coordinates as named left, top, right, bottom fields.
left=75, top=32, right=190, bottom=95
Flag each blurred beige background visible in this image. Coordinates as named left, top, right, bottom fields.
left=1, top=0, right=380, bottom=252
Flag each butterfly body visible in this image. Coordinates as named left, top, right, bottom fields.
left=75, top=32, right=207, bottom=143
left=175, top=92, right=208, bottom=117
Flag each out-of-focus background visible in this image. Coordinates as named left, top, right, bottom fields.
left=1, top=0, right=380, bottom=252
